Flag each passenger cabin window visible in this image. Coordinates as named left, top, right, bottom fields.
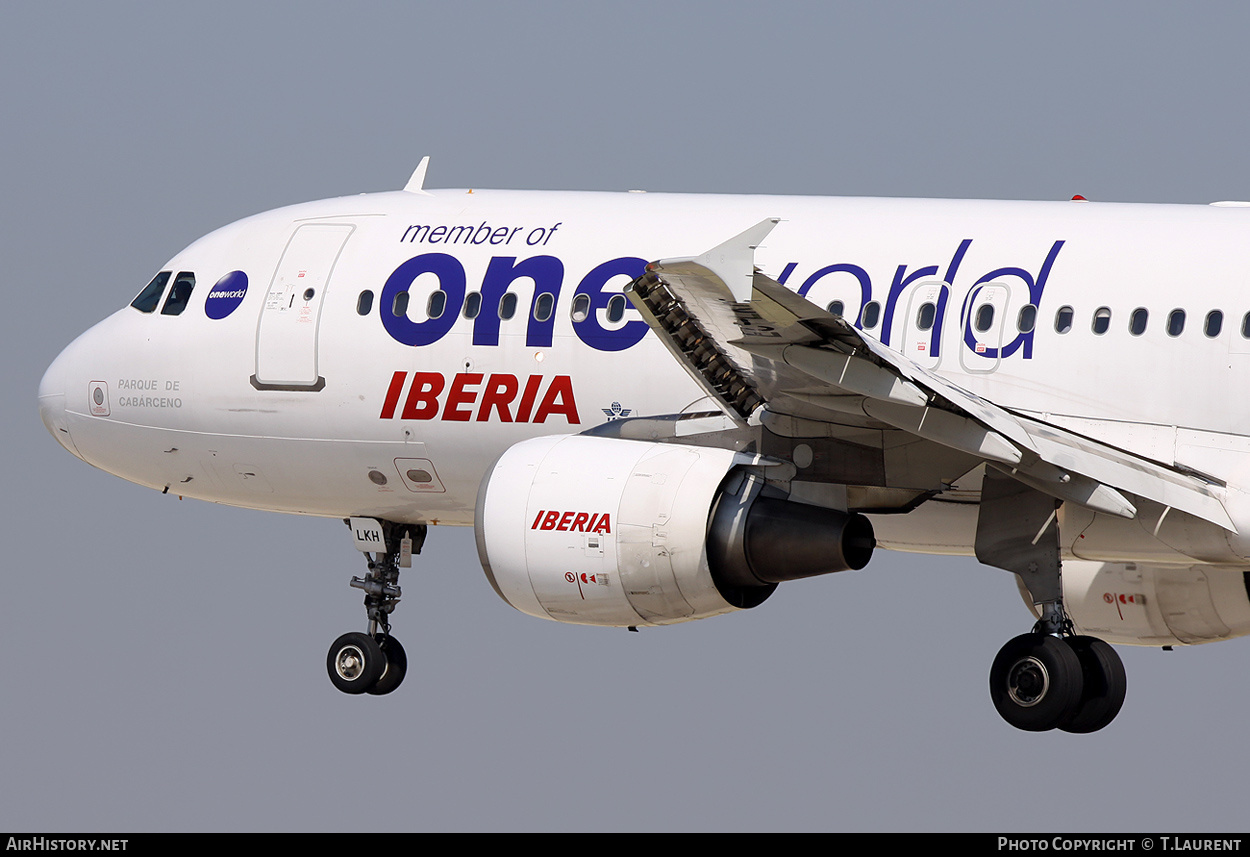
left=570, top=294, right=590, bottom=322
left=533, top=292, right=554, bottom=322
left=974, top=304, right=995, bottom=333
left=1092, top=307, right=1111, bottom=335
left=499, top=292, right=518, bottom=320
left=606, top=294, right=627, bottom=323
left=916, top=302, right=936, bottom=331
left=1242, top=312, right=1250, bottom=339
left=130, top=271, right=171, bottom=313
left=1055, top=306, right=1074, bottom=334
left=861, top=301, right=881, bottom=329
left=160, top=271, right=195, bottom=316
left=1129, top=308, right=1148, bottom=336
left=464, top=292, right=482, bottom=320
left=1017, top=305, right=1037, bottom=333
left=356, top=290, right=373, bottom=316
left=427, top=290, right=446, bottom=319
left=1167, top=309, right=1186, bottom=337
left=827, top=300, right=845, bottom=317
left=392, top=291, right=409, bottom=317
left=1205, top=310, right=1223, bottom=338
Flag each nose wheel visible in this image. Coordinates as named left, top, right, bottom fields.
left=327, top=632, right=386, bottom=694
left=326, top=632, right=407, bottom=695
left=367, top=634, right=408, bottom=696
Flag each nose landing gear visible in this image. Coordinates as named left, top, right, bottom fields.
left=326, top=518, right=425, bottom=696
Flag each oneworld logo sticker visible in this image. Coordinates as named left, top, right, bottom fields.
left=204, top=271, right=248, bottom=319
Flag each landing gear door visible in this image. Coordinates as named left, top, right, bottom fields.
left=253, top=223, right=355, bottom=390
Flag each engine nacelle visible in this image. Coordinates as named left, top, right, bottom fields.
left=1023, top=560, right=1250, bottom=647
left=475, top=435, right=875, bottom=627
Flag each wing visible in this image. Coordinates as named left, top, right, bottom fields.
left=625, top=219, right=1234, bottom=531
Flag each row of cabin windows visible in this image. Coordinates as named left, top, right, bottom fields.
left=1055, top=305, right=1232, bottom=338
left=825, top=299, right=1038, bottom=334
left=132, top=274, right=634, bottom=325
left=827, top=298, right=1245, bottom=340
left=130, top=271, right=196, bottom=315
left=132, top=271, right=1241, bottom=343
left=356, top=290, right=630, bottom=324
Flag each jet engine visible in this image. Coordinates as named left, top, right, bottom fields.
left=1034, top=560, right=1250, bottom=647
left=474, top=435, right=875, bottom=626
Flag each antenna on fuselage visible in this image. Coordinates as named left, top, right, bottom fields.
left=403, top=156, right=431, bottom=194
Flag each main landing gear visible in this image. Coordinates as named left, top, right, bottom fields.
left=326, top=518, right=426, bottom=696
left=989, top=605, right=1127, bottom=733
left=976, top=470, right=1127, bottom=733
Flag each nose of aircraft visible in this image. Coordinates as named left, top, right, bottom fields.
left=39, top=345, right=82, bottom=459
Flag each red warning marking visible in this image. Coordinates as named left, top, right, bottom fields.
left=1103, top=591, right=1147, bottom=621
left=565, top=570, right=605, bottom=599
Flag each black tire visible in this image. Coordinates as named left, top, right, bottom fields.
left=989, top=633, right=1084, bottom=731
left=367, top=635, right=408, bottom=696
left=1059, top=636, right=1127, bottom=734
left=327, top=632, right=386, bottom=694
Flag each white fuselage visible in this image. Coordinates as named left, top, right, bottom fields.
left=37, top=188, right=1250, bottom=555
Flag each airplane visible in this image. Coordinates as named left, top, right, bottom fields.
left=37, top=158, right=1250, bottom=733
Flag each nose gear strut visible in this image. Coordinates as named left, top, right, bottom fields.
left=326, top=518, right=427, bottom=696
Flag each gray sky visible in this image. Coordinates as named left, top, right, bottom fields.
left=4, top=1, right=1250, bottom=832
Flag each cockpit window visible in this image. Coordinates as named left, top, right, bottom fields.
left=160, top=271, right=196, bottom=316
left=130, top=271, right=171, bottom=313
